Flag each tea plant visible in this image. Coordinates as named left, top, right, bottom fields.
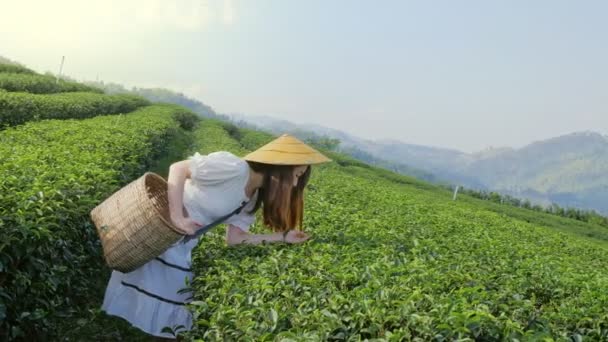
left=1, top=74, right=606, bottom=341
left=0, top=90, right=149, bottom=128
left=0, top=105, right=184, bottom=339
left=0, top=72, right=102, bottom=94
left=0, top=64, right=35, bottom=74
left=192, top=119, right=248, bottom=156
left=177, top=126, right=608, bottom=341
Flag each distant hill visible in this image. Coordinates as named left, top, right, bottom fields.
left=459, top=131, right=608, bottom=212
left=231, top=114, right=608, bottom=214
left=0, top=56, right=22, bottom=65
left=229, top=113, right=440, bottom=182
left=85, top=81, right=227, bottom=121
left=371, top=131, right=608, bottom=214
left=7, top=51, right=601, bottom=214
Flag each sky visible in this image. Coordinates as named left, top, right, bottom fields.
left=1, top=0, right=607, bottom=152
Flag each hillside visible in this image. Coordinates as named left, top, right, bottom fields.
left=85, top=80, right=228, bottom=121
left=0, top=56, right=23, bottom=66
left=176, top=126, right=608, bottom=341
left=1, top=62, right=608, bottom=340
left=0, top=62, right=197, bottom=340
left=465, top=132, right=608, bottom=211
left=229, top=113, right=441, bottom=183
left=361, top=132, right=608, bottom=215
left=232, top=114, right=608, bottom=215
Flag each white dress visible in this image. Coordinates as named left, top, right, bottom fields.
left=101, top=151, right=257, bottom=338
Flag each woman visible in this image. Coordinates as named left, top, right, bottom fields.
left=101, top=134, right=330, bottom=339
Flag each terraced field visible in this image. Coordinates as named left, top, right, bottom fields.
left=1, top=63, right=607, bottom=341
left=181, top=126, right=608, bottom=341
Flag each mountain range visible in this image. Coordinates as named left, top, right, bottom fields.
left=231, top=114, right=608, bottom=215
left=34, top=64, right=607, bottom=216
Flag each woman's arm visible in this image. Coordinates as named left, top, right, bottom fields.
left=167, top=160, right=201, bottom=235
left=226, top=225, right=309, bottom=245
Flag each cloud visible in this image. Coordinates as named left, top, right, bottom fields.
left=223, top=0, right=235, bottom=26
left=133, top=0, right=211, bottom=31
left=0, top=0, right=212, bottom=39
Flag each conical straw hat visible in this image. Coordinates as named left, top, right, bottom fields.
left=243, top=134, right=332, bottom=165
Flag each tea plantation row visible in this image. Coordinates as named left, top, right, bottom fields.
left=1, top=64, right=607, bottom=341
left=176, top=125, right=608, bottom=341
left=0, top=90, right=149, bottom=128
left=0, top=104, right=194, bottom=339
left=0, top=72, right=101, bottom=94
left=0, top=64, right=35, bottom=75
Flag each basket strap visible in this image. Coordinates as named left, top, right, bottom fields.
left=182, top=200, right=249, bottom=243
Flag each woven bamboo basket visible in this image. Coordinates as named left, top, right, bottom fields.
left=90, top=172, right=184, bottom=273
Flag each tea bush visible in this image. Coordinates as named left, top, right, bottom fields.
left=0, top=64, right=35, bottom=75
left=0, top=90, right=149, bottom=128
left=0, top=72, right=102, bottom=94
left=178, top=127, right=608, bottom=341
left=172, top=109, right=201, bottom=131
left=192, top=119, right=247, bottom=156
left=237, top=128, right=275, bottom=151
left=2, top=85, right=607, bottom=341
left=0, top=105, right=183, bottom=340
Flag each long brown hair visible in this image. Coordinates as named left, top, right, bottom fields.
left=246, top=162, right=311, bottom=232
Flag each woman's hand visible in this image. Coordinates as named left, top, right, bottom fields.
left=171, top=215, right=203, bottom=235
left=225, top=226, right=310, bottom=245
left=284, top=230, right=310, bottom=244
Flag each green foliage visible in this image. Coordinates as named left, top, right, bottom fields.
left=185, top=165, right=608, bottom=340
left=193, top=119, right=247, bottom=156
left=85, top=80, right=228, bottom=120
left=0, top=105, right=181, bottom=340
left=0, top=90, right=149, bottom=128
left=129, top=87, right=220, bottom=119
left=457, top=193, right=608, bottom=242
left=237, top=128, right=275, bottom=151
left=0, top=63, right=35, bottom=74
left=150, top=127, right=196, bottom=179
left=0, top=57, right=22, bottom=65
left=325, top=150, right=371, bottom=169
left=0, top=72, right=102, bottom=94
left=460, top=186, right=608, bottom=229
left=2, top=76, right=607, bottom=341
left=218, top=120, right=243, bottom=143
left=304, top=136, right=341, bottom=151
left=171, top=109, right=200, bottom=131
left=163, top=125, right=608, bottom=341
